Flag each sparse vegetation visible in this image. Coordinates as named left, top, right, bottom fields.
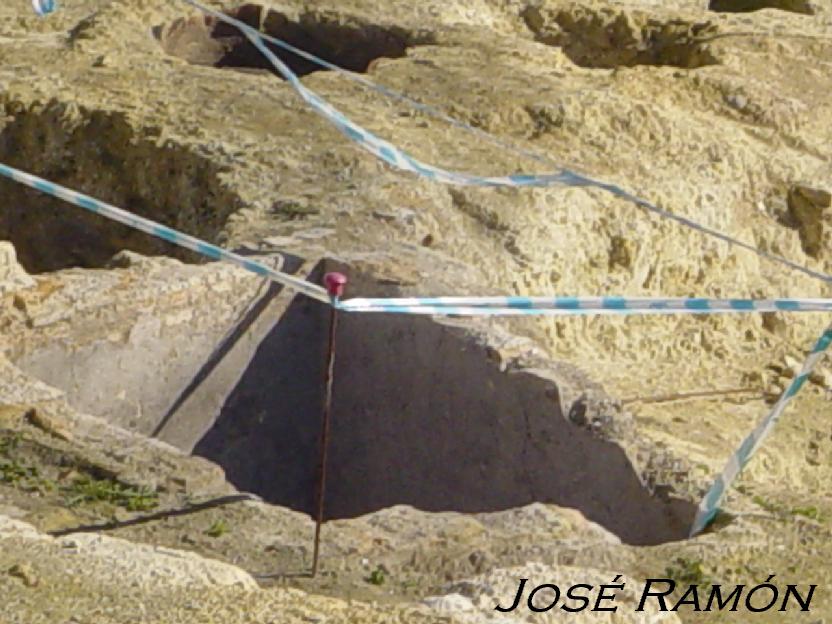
left=665, top=557, right=711, bottom=586
left=752, top=494, right=783, bottom=515
left=0, top=432, right=22, bottom=456
left=0, top=458, right=37, bottom=486
left=0, top=435, right=54, bottom=494
left=205, top=518, right=230, bottom=538
left=791, top=506, right=823, bottom=522
left=366, top=565, right=386, bottom=586
left=748, top=494, right=819, bottom=521
left=2, top=433, right=158, bottom=511
left=64, top=476, right=158, bottom=512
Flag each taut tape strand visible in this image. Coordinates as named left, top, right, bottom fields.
left=690, top=325, right=832, bottom=536
left=8, top=159, right=830, bottom=318
left=337, top=296, right=832, bottom=316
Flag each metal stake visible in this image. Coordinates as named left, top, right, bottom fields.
left=311, top=272, right=347, bottom=577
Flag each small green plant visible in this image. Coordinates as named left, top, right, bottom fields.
left=366, top=566, right=386, bottom=586
left=0, top=459, right=36, bottom=485
left=665, top=557, right=710, bottom=586
left=752, top=494, right=784, bottom=515
left=0, top=434, right=28, bottom=486
left=205, top=518, right=230, bottom=538
left=791, top=506, right=823, bottom=522
left=64, top=477, right=158, bottom=512
left=0, top=433, right=21, bottom=457
left=0, top=455, right=51, bottom=492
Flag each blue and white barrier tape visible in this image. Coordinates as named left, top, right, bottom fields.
left=31, top=0, right=56, bottom=16
left=337, top=295, right=832, bottom=316
left=690, top=324, right=832, bottom=536
left=185, top=0, right=832, bottom=286
left=0, top=162, right=330, bottom=303
left=9, top=159, right=831, bottom=319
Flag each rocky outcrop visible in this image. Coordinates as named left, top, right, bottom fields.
left=0, top=242, right=34, bottom=296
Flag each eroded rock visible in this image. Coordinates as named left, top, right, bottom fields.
left=787, top=182, right=832, bottom=258
left=0, top=242, right=35, bottom=296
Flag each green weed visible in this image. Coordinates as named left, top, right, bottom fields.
left=665, top=557, right=710, bottom=586
left=366, top=566, right=386, bottom=586
left=791, top=506, right=823, bottom=522
left=64, top=477, right=158, bottom=512
left=0, top=459, right=36, bottom=485
left=0, top=433, right=22, bottom=457
left=752, top=494, right=784, bottom=515
left=205, top=518, right=230, bottom=538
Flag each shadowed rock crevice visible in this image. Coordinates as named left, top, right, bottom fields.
left=522, top=6, right=719, bottom=69
left=786, top=183, right=832, bottom=259
left=156, top=4, right=433, bottom=78
left=0, top=105, right=240, bottom=273
left=708, top=0, right=815, bottom=15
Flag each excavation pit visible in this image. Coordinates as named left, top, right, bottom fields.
left=708, top=0, right=815, bottom=14
left=0, top=106, right=239, bottom=273
left=522, top=6, right=720, bottom=69
left=156, top=4, right=429, bottom=78
left=10, top=257, right=697, bottom=546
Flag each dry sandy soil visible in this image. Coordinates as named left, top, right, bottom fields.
left=1, top=0, right=832, bottom=622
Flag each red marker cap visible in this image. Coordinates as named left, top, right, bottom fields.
left=324, top=272, right=348, bottom=298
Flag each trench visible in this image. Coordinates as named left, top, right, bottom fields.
left=156, top=4, right=432, bottom=78
left=0, top=104, right=240, bottom=273
left=9, top=247, right=697, bottom=545
left=708, top=0, right=815, bottom=14
left=522, top=6, right=720, bottom=69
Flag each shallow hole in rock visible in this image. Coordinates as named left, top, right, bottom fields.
left=156, top=4, right=430, bottom=78
left=14, top=253, right=698, bottom=546
left=708, top=0, right=815, bottom=15
left=0, top=106, right=240, bottom=273
left=523, top=6, right=720, bottom=69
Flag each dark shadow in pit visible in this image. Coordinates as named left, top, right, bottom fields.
left=156, top=4, right=431, bottom=78
left=194, top=263, right=697, bottom=546
left=0, top=106, right=240, bottom=273
left=708, top=0, right=814, bottom=14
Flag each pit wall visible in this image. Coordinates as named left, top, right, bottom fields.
left=7, top=252, right=305, bottom=440
left=0, top=101, right=240, bottom=273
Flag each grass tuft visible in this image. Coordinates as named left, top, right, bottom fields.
left=205, top=518, right=230, bottom=538
left=64, top=477, right=158, bottom=512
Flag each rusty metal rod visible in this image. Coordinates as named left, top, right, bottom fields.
left=311, top=272, right=346, bottom=577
